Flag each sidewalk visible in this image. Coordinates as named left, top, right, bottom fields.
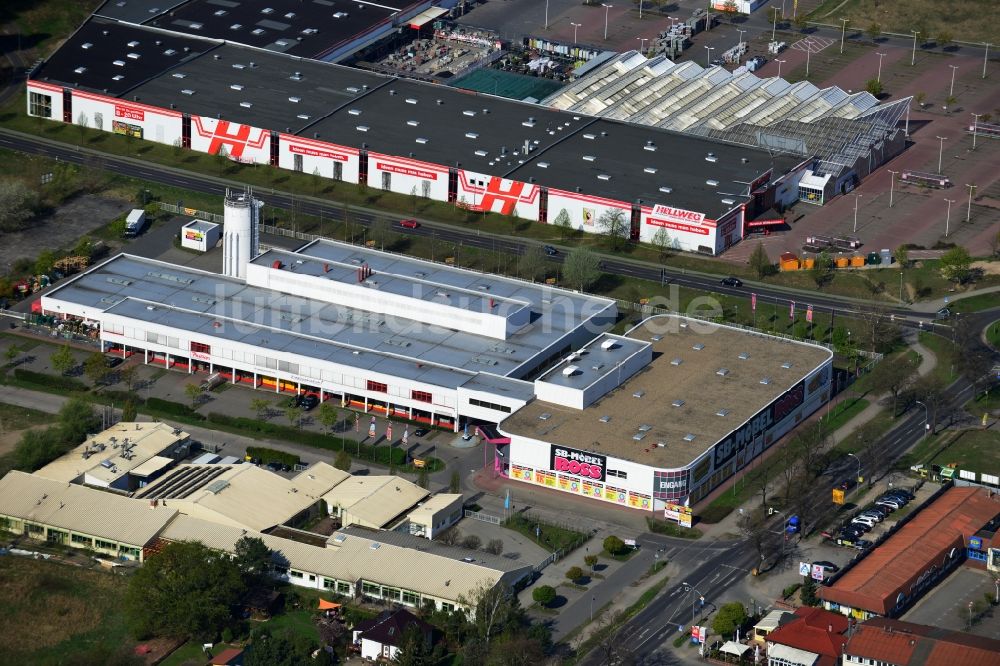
left=909, top=284, right=1000, bottom=314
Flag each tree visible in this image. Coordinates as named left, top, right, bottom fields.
left=317, top=402, right=339, bottom=434
left=596, top=208, right=629, bottom=249
left=800, top=578, right=818, bottom=605
left=124, top=540, right=243, bottom=639
left=857, top=302, right=901, bottom=353
left=566, top=566, right=584, bottom=582
left=450, top=469, right=461, bottom=493
left=460, top=582, right=519, bottom=649
left=215, top=143, right=230, bottom=174
left=651, top=227, right=672, bottom=259
left=749, top=242, right=773, bottom=279
left=285, top=404, right=302, bottom=428
left=118, top=364, right=138, bottom=393
left=0, top=180, right=38, bottom=232
left=912, top=375, right=946, bottom=433
left=392, top=626, right=434, bottom=666
left=51, top=344, right=75, bottom=376
left=721, top=0, right=738, bottom=20
left=939, top=246, right=972, bottom=283
left=517, top=245, right=546, bottom=282
left=894, top=245, right=909, bottom=268
left=184, top=383, right=203, bottom=407
left=83, top=351, right=108, bottom=386
left=121, top=399, right=137, bottom=422
left=603, top=535, right=626, bottom=556
left=767, top=7, right=781, bottom=27
left=553, top=208, right=573, bottom=240
left=251, top=397, right=270, bottom=421
left=711, top=601, right=747, bottom=638
left=234, top=535, right=272, bottom=587
left=876, top=355, right=918, bottom=416
left=936, top=30, right=953, bottom=49
left=334, top=449, right=352, bottom=472
left=585, top=554, right=599, bottom=571
left=484, top=538, right=504, bottom=555
left=866, top=78, right=883, bottom=96
left=532, top=585, right=556, bottom=607
left=4, top=343, right=18, bottom=366
left=563, top=246, right=601, bottom=292
left=866, top=22, right=882, bottom=41
left=438, top=528, right=461, bottom=546
left=915, top=91, right=927, bottom=108
left=594, top=609, right=635, bottom=666
left=944, top=94, right=957, bottom=108
left=737, top=508, right=771, bottom=565
left=951, top=316, right=993, bottom=395
left=35, top=250, right=57, bottom=275
left=246, top=627, right=324, bottom=666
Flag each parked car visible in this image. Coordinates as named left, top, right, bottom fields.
left=413, top=428, right=429, bottom=437
left=104, top=355, right=125, bottom=368
left=266, top=461, right=283, bottom=472
left=296, top=394, right=319, bottom=411
left=884, top=490, right=912, bottom=502
left=861, top=506, right=888, bottom=519
left=720, top=276, right=743, bottom=288
left=858, top=510, right=884, bottom=522
left=854, top=539, right=873, bottom=551
left=813, top=560, right=840, bottom=573
left=399, top=219, right=420, bottom=229
left=875, top=497, right=903, bottom=510
left=935, top=307, right=951, bottom=320
left=851, top=516, right=877, bottom=529
left=890, top=489, right=915, bottom=500
left=543, top=245, right=559, bottom=256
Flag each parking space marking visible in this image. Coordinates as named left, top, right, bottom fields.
left=791, top=36, right=835, bottom=54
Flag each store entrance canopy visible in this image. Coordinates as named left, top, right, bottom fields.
left=409, top=7, right=447, bottom=29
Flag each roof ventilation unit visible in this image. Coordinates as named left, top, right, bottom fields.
left=760, top=377, right=772, bottom=385
left=692, top=343, right=704, bottom=351
left=600, top=339, right=617, bottom=351
left=562, top=365, right=579, bottom=376
left=738, top=352, right=750, bottom=360
left=716, top=368, right=729, bottom=377
left=599, top=415, right=611, bottom=423
left=672, top=399, right=685, bottom=407
left=670, top=358, right=682, bottom=366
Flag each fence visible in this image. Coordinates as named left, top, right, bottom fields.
left=157, top=202, right=224, bottom=224
left=464, top=509, right=502, bottom=525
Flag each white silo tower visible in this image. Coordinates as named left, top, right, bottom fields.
left=222, top=187, right=261, bottom=280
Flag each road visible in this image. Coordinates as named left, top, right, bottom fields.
left=0, top=127, right=946, bottom=332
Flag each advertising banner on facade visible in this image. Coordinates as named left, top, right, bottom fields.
left=550, top=445, right=606, bottom=481
left=653, top=469, right=689, bottom=501
left=712, top=381, right=805, bottom=469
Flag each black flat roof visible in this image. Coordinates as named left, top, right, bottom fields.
left=95, top=0, right=189, bottom=24
left=144, top=0, right=413, bottom=59
left=129, top=43, right=390, bottom=131
left=32, top=16, right=214, bottom=97
left=507, top=120, right=804, bottom=217
left=308, top=79, right=581, bottom=173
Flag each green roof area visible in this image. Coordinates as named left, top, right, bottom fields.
left=450, top=68, right=564, bottom=102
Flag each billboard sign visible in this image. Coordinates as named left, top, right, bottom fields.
left=811, top=564, right=825, bottom=581
left=799, top=562, right=811, bottom=577
left=653, top=469, right=689, bottom=500
left=664, top=502, right=693, bottom=528
left=550, top=445, right=605, bottom=481
left=652, top=204, right=705, bottom=224
left=832, top=488, right=845, bottom=505
left=114, top=104, right=144, bottom=122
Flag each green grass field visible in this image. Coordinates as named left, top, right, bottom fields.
left=0, top=556, right=135, bottom=664
left=916, top=332, right=959, bottom=385
left=948, top=292, right=1000, bottom=314
left=806, top=0, right=997, bottom=45
left=987, top=321, right=1000, bottom=349
left=929, top=429, right=1000, bottom=477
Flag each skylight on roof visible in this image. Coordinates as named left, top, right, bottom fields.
left=465, top=132, right=478, bottom=139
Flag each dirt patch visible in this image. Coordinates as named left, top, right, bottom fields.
left=0, top=424, right=46, bottom=457
left=0, top=194, right=129, bottom=270
left=972, top=261, right=1000, bottom=276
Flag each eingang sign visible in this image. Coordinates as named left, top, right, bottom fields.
left=550, top=445, right=605, bottom=481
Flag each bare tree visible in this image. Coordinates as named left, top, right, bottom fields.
left=870, top=353, right=918, bottom=416
left=459, top=583, right=516, bottom=649
left=595, top=609, right=636, bottom=666
left=596, top=208, right=629, bottom=249
left=913, top=375, right=947, bottom=433
left=737, top=508, right=772, bottom=567
left=856, top=302, right=901, bottom=353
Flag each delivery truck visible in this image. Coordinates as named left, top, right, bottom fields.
left=124, top=209, right=147, bottom=237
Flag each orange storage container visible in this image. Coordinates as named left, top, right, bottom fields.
left=779, top=252, right=799, bottom=271
left=850, top=255, right=865, bottom=267
left=835, top=256, right=850, bottom=268
left=802, top=257, right=815, bottom=270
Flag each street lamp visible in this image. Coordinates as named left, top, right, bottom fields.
left=638, top=0, right=643, bottom=20
left=944, top=198, right=955, bottom=237
left=682, top=582, right=706, bottom=626
left=705, top=46, right=715, bottom=67
left=971, top=113, right=982, bottom=150
left=915, top=399, right=929, bottom=433
left=984, top=42, right=992, bottom=79
left=839, top=18, right=849, bottom=54
left=771, top=10, right=778, bottom=40
left=948, top=64, right=959, bottom=97
left=738, top=28, right=746, bottom=52
left=936, top=135, right=947, bottom=173
left=887, top=169, right=898, bottom=207
left=806, top=39, right=813, bottom=77
left=776, top=58, right=786, bottom=78
left=544, top=0, right=549, bottom=29
left=966, top=184, right=977, bottom=222
left=911, top=30, right=920, bottom=66
left=876, top=52, right=886, bottom=83
left=602, top=3, right=613, bottom=41
left=571, top=22, right=582, bottom=43
left=637, top=37, right=648, bottom=54
left=852, top=193, right=862, bottom=232
left=847, top=452, right=862, bottom=483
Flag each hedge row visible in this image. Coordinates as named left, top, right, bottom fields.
left=12, top=369, right=88, bottom=393
left=246, top=446, right=300, bottom=467
left=145, top=397, right=205, bottom=420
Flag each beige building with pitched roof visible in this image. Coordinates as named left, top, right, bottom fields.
left=322, top=475, right=429, bottom=529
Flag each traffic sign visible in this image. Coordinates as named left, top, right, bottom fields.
left=799, top=562, right=811, bottom=577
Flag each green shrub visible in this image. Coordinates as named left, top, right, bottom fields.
left=782, top=582, right=802, bottom=599
left=566, top=566, right=584, bottom=582
left=12, top=369, right=87, bottom=392
left=532, top=585, right=556, bottom=607
left=603, top=535, right=626, bottom=556
left=698, top=504, right=733, bottom=524
left=145, top=397, right=204, bottom=420
left=245, top=446, right=300, bottom=467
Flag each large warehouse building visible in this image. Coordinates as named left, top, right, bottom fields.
left=41, top=237, right=615, bottom=432
left=27, top=15, right=809, bottom=255
left=496, top=315, right=834, bottom=511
